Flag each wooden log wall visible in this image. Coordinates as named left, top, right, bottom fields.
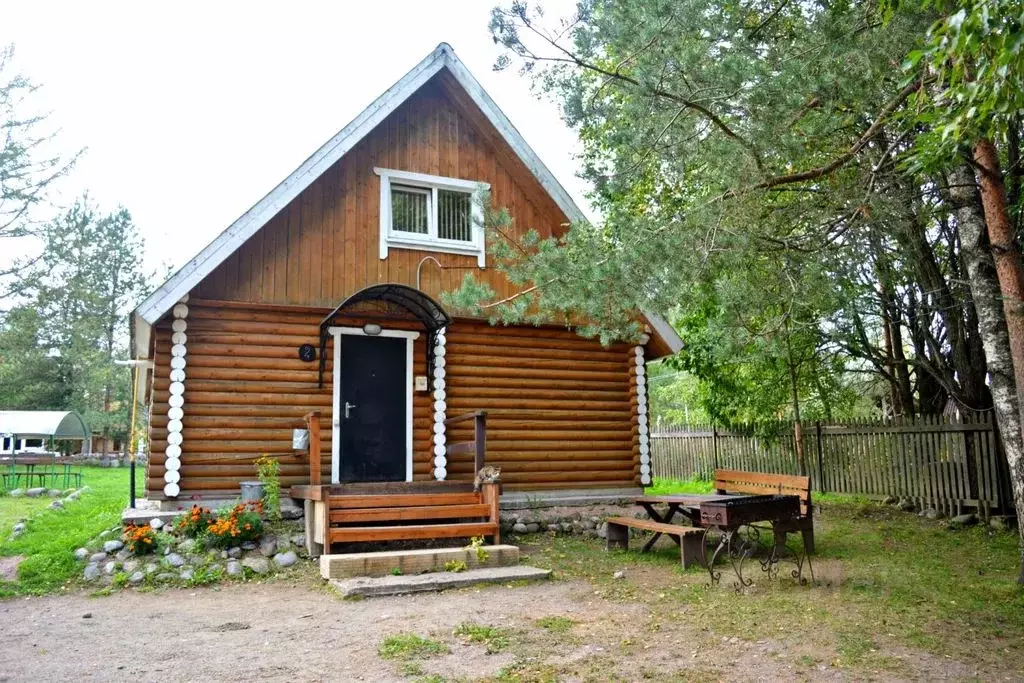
left=147, top=302, right=642, bottom=498
left=443, top=320, right=638, bottom=490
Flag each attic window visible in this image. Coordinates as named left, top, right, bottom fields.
left=376, top=168, right=489, bottom=268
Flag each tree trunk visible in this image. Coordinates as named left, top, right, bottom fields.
left=784, top=325, right=806, bottom=475
left=949, top=162, right=1024, bottom=584
left=973, top=139, right=1024, bottom=411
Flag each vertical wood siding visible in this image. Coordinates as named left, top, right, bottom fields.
left=191, top=76, right=567, bottom=307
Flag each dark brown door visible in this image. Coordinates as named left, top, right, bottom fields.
left=337, top=335, right=406, bottom=482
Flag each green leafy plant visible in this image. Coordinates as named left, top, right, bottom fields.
left=453, top=622, right=513, bottom=653
left=443, top=560, right=468, bottom=573
left=390, top=567, right=403, bottom=576
left=255, top=454, right=281, bottom=523
left=378, top=633, right=449, bottom=661
left=465, top=536, right=489, bottom=564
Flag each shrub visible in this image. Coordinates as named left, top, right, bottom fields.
left=123, top=524, right=157, bottom=555
left=205, top=501, right=264, bottom=548
left=176, top=505, right=215, bottom=538
left=255, top=454, right=281, bottom=523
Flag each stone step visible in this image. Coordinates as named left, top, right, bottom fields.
left=329, top=565, right=551, bottom=598
left=319, top=544, right=519, bottom=579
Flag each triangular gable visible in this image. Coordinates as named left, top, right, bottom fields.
left=131, top=43, right=681, bottom=356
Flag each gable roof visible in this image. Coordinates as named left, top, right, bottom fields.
left=132, top=43, right=681, bottom=356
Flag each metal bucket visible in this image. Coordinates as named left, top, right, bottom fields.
left=239, top=481, right=265, bottom=503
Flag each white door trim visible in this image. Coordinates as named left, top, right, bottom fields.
left=328, top=326, right=421, bottom=484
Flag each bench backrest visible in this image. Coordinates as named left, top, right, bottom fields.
left=713, top=468, right=812, bottom=517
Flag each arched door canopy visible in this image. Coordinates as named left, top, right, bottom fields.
left=318, top=284, right=452, bottom=388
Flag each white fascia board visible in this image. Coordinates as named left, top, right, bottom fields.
left=643, top=310, right=683, bottom=354
left=133, top=46, right=451, bottom=325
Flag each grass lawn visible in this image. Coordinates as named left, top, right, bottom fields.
left=514, top=483, right=1024, bottom=678
left=0, top=466, right=143, bottom=596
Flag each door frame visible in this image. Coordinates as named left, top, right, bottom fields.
left=328, top=326, right=420, bottom=484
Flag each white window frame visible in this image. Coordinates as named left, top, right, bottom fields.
left=375, top=167, right=489, bottom=268
left=328, top=326, right=420, bottom=484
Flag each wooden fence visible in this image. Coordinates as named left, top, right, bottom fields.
left=651, top=411, right=1012, bottom=518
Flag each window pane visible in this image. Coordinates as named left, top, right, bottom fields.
left=438, top=190, right=472, bottom=242
left=391, top=185, right=429, bottom=234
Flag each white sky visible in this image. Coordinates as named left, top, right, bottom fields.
left=1, top=0, right=591, bottom=276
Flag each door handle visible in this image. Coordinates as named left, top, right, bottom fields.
left=344, top=402, right=357, bottom=419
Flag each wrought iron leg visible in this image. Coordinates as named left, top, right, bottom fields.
left=760, top=523, right=815, bottom=585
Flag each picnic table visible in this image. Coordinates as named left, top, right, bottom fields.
left=0, top=455, right=82, bottom=489
left=632, top=492, right=813, bottom=587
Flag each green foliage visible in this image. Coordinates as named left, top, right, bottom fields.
left=378, top=633, right=450, bottom=660
left=452, top=622, right=514, bottom=653
left=465, top=535, right=489, bottom=563
left=174, top=505, right=215, bottom=538
left=122, top=523, right=157, bottom=555
left=205, top=502, right=264, bottom=548
left=255, top=454, right=281, bottom=523
left=535, top=616, right=575, bottom=634
left=443, top=559, right=468, bottom=573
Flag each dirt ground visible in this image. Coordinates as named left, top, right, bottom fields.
left=0, top=576, right=1005, bottom=683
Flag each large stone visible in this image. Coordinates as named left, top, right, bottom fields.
left=49, top=500, right=64, bottom=510
left=103, top=561, right=118, bottom=575
left=226, top=560, right=242, bottom=577
left=114, top=549, right=131, bottom=562
left=178, top=538, right=197, bottom=554
left=128, top=571, right=145, bottom=585
left=46, top=489, right=62, bottom=498
left=923, top=509, right=942, bottom=520
left=525, top=523, right=540, bottom=533
left=897, top=498, right=915, bottom=512
left=512, top=523, right=528, bottom=534
left=330, top=566, right=552, bottom=598
left=103, top=540, right=124, bottom=553
left=165, top=553, right=186, bottom=568
left=155, top=572, right=176, bottom=583
left=74, top=548, right=89, bottom=562
left=179, top=568, right=194, bottom=582
left=273, top=550, right=298, bottom=568
left=276, top=538, right=293, bottom=553
left=83, top=563, right=101, bottom=581
left=8, top=489, right=24, bottom=498
left=12, top=523, right=26, bottom=534
left=951, top=513, right=977, bottom=526
left=123, top=559, right=141, bottom=574
left=241, top=556, right=270, bottom=575
left=149, top=518, right=164, bottom=530
left=290, top=534, right=306, bottom=548
left=227, top=547, right=243, bottom=559
left=25, top=488, right=45, bottom=498
left=144, top=562, right=158, bottom=575
left=280, top=500, right=303, bottom=520
left=259, top=537, right=278, bottom=557
left=241, top=541, right=257, bottom=551
left=89, top=552, right=107, bottom=564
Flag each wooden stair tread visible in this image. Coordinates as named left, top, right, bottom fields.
left=331, top=503, right=491, bottom=523
left=328, top=492, right=482, bottom=508
left=330, top=521, right=498, bottom=543
left=605, top=516, right=703, bottom=536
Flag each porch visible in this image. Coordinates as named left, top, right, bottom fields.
left=289, top=409, right=499, bottom=555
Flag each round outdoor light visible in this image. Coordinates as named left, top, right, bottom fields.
left=362, top=323, right=383, bottom=336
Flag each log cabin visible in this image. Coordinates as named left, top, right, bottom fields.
left=130, top=44, right=681, bottom=542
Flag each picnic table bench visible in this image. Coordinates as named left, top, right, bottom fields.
left=607, top=469, right=816, bottom=586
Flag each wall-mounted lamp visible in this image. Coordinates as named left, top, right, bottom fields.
left=363, top=323, right=383, bottom=336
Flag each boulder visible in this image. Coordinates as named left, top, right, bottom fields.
left=276, top=538, right=293, bottom=553
left=165, top=553, right=186, bottom=568
left=103, top=540, right=124, bottom=554
left=83, top=563, right=101, bottom=581
left=128, top=571, right=145, bottom=585
left=25, top=488, right=45, bottom=498
left=227, top=547, right=243, bottom=559
left=923, top=509, right=941, bottom=520
left=178, top=538, right=197, bottom=554
left=149, top=518, right=164, bottom=530
left=290, top=534, right=305, bottom=548
left=896, top=498, right=915, bottom=512
left=103, top=561, right=118, bottom=575
left=12, top=523, right=26, bottom=534
left=49, top=500, right=63, bottom=510
left=226, top=560, right=242, bottom=577
left=241, top=541, right=257, bottom=551
left=259, top=537, right=278, bottom=557
left=273, top=550, right=298, bottom=568
left=241, top=556, right=270, bottom=575
left=74, top=548, right=89, bottom=562
left=123, top=559, right=141, bottom=574
left=279, top=500, right=303, bottom=520
left=155, top=572, right=176, bottom=583
left=512, top=523, right=528, bottom=534
left=951, top=513, right=977, bottom=526
left=144, top=563, right=158, bottom=575
left=8, top=489, right=24, bottom=498
left=46, top=489, right=62, bottom=498
left=89, top=552, right=107, bottom=564
left=179, top=568, right=194, bottom=582
left=114, top=549, right=131, bottom=562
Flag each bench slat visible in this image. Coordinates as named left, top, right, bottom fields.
left=605, top=516, right=703, bottom=536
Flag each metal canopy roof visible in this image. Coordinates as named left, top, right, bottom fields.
left=0, top=411, right=89, bottom=439
left=317, top=284, right=452, bottom=387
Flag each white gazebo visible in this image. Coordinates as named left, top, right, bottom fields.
left=0, top=411, right=90, bottom=455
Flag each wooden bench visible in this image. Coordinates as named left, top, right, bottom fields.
left=605, top=516, right=706, bottom=569
left=713, top=468, right=815, bottom=553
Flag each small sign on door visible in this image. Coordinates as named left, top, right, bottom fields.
left=415, top=375, right=428, bottom=392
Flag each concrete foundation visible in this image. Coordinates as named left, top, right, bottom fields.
left=329, top=565, right=550, bottom=597
left=320, top=544, right=519, bottom=579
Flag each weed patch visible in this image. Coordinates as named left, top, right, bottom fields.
left=379, top=633, right=449, bottom=661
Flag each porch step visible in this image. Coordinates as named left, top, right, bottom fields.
left=329, top=565, right=551, bottom=598
left=329, top=521, right=498, bottom=543
left=320, top=544, right=520, bottom=579
left=331, top=503, right=491, bottom=524
left=329, top=492, right=482, bottom=508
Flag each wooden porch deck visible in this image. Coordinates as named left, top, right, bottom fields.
left=289, top=410, right=499, bottom=553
